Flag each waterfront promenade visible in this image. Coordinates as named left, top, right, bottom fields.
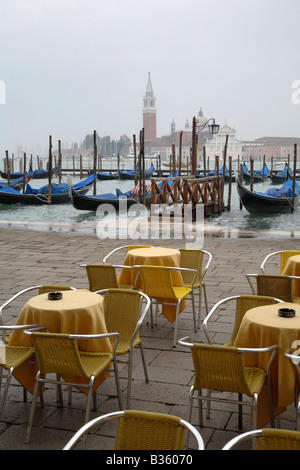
left=0, top=225, right=299, bottom=450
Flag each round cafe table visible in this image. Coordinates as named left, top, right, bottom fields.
left=281, top=254, right=300, bottom=298
left=9, top=289, right=111, bottom=394
left=118, top=247, right=185, bottom=322
left=233, top=301, right=300, bottom=427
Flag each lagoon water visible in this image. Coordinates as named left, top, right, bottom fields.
left=0, top=159, right=299, bottom=237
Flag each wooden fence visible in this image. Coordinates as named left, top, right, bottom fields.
left=150, top=175, right=227, bottom=217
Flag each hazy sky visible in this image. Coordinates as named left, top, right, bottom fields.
left=0, top=0, right=300, bottom=156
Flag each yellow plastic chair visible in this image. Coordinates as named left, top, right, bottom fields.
left=246, top=273, right=300, bottom=303
left=103, top=244, right=152, bottom=264
left=284, top=349, right=300, bottom=430
left=95, top=288, right=150, bottom=408
left=261, top=250, right=300, bottom=274
left=82, top=264, right=136, bottom=291
left=179, top=249, right=212, bottom=327
left=203, top=294, right=283, bottom=346
left=24, top=330, right=123, bottom=444
left=0, top=324, right=40, bottom=415
left=137, top=265, right=197, bottom=347
left=222, top=428, right=300, bottom=450
left=63, top=410, right=205, bottom=450
left=178, top=337, right=278, bottom=442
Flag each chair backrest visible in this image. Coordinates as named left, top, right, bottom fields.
left=85, top=264, right=119, bottom=292
left=256, top=274, right=293, bottom=302
left=229, top=295, right=279, bottom=346
left=30, top=332, right=89, bottom=379
left=139, top=265, right=176, bottom=299
left=191, top=343, right=254, bottom=397
left=63, top=410, right=204, bottom=450
left=223, top=428, right=300, bottom=450
left=179, top=249, right=204, bottom=286
left=102, top=289, right=143, bottom=348
left=114, top=410, right=185, bottom=450
left=38, top=285, right=75, bottom=295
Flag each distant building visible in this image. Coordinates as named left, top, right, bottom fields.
left=204, top=122, right=243, bottom=161
left=242, top=137, right=300, bottom=161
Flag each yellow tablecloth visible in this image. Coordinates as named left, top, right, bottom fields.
left=9, top=289, right=111, bottom=394
left=281, top=255, right=300, bottom=297
left=234, top=302, right=300, bottom=427
left=118, top=247, right=185, bottom=322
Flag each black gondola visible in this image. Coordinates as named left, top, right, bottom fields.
left=243, top=165, right=269, bottom=183
left=270, top=165, right=292, bottom=184
left=0, top=174, right=94, bottom=205
left=237, top=178, right=299, bottom=214
left=71, top=187, right=151, bottom=211
left=0, top=175, right=32, bottom=191
left=96, top=171, right=119, bottom=180
left=119, top=164, right=155, bottom=180
left=0, top=165, right=58, bottom=180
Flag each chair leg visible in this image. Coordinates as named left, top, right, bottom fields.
left=0, top=367, right=13, bottom=415
left=126, top=350, right=133, bottom=409
left=25, top=371, right=40, bottom=444
left=173, top=300, right=181, bottom=348
left=85, top=377, right=94, bottom=425
left=191, top=290, right=197, bottom=333
left=266, top=373, right=275, bottom=428
left=203, top=284, right=208, bottom=316
left=198, top=287, right=202, bottom=328
left=238, top=393, right=243, bottom=430
left=112, top=357, right=123, bottom=410
left=139, top=343, right=149, bottom=384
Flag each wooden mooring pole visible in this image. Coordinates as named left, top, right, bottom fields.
left=48, top=135, right=52, bottom=205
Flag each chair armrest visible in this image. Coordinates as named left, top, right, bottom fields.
left=167, top=267, right=198, bottom=288
left=202, top=295, right=240, bottom=344
left=69, top=332, right=120, bottom=355
left=202, top=250, right=212, bottom=279
left=260, top=251, right=282, bottom=273
left=103, top=245, right=129, bottom=264
left=0, top=286, right=41, bottom=313
left=238, top=344, right=278, bottom=373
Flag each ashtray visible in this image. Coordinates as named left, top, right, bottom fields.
left=48, top=292, right=63, bottom=301
left=278, top=308, right=295, bottom=318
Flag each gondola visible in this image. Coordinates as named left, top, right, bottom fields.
left=0, top=175, right=32, bottom=191
left=243, top=165, right=269, bottom=183
left=237, top=178, right=299, bottom=214
left=0, top=165, right=58, bottom=180
left=71, top=187, right=150, bottom=211
left=0, top=174, right=94, bottom=205
left=96, top=171, right=119, bottom=180
left=270, top=164, right=292, bottom=184
left=119, top=164, right=155, bottom=180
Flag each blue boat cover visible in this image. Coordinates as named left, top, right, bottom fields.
left=26, top=183, right=69, bottom=195
left=256, top=180, right=299, bottom=198
left=275, top=165, right=292, bottom=178
left=0, top=187, right=20, bottom=194
left=73, top=174, right=94, bottom=189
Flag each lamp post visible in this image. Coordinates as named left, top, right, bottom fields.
left=191, top=116, right=219, bottom=175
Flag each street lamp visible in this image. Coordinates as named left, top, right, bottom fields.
left=191, top=116, right=219, bottom=175
left=197, top=118, right=220, bottom=135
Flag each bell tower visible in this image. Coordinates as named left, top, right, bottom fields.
left=143, top=72, right=156, bottom=141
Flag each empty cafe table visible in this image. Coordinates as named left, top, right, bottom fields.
left=9, top=289, right=111, bottom=394
left=118, top=247, right=185, bottom=322
left=234, top=301, right=300, bottom=427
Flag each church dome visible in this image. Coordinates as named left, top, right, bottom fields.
left=196, top=107, right=208, bottom=128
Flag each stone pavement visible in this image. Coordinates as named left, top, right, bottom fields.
left=0, top=225, right=299, bottom=451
